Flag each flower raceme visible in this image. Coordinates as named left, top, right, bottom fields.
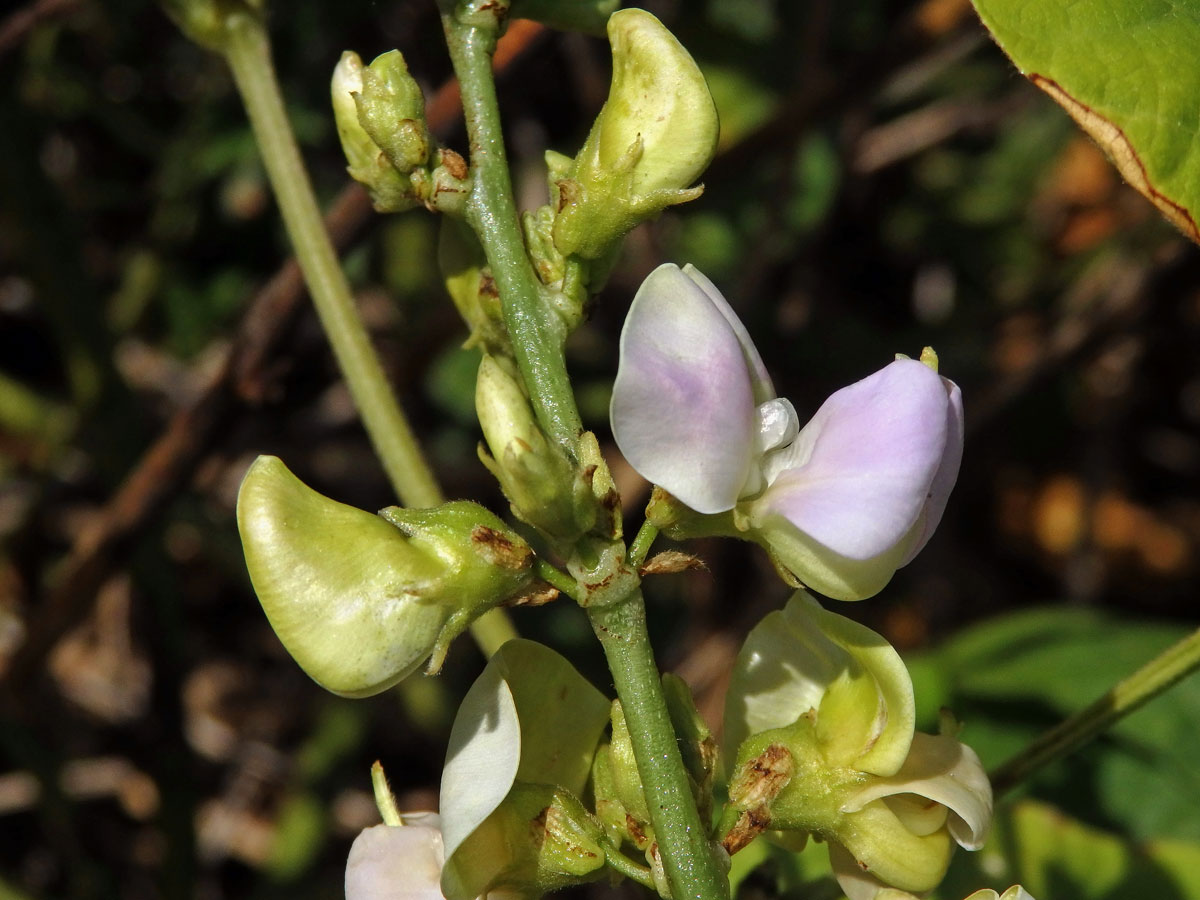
left=610, top=263, right=964, bottom=601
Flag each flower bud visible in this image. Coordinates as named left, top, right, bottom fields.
left=552, top=9, right=718, bottom=259
left=332, top=50, right=435, bottom=213
left=438, top=219, right=510, bottom=354
left=475, top=355, right=596, bottom=540
left=236, top=456, right=539, bottom=697
left=721, top=593, right=992, bottom=899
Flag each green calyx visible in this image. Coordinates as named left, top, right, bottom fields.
left=236, top=456, right=542, bottom=697
left=722, top=718, right=958, bottom=891
left=551, top=8, right=718, bottom=260
left=444, top=784, right=607, bottom=900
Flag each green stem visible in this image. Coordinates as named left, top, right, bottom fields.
left=440, top=5, right=583, bottom=453
left=628, top=521, right=659, bottom=569
left=221, top=12, right=515, bottom=657
left=535, top=559, right=583, bottom=602
left=222, top=13, right=440, bottom=509
left=588, top=590, right=729, bottom=900
left=990, top=626, right=1200, bottom=797
left=603, top=842, right=656, bottom=889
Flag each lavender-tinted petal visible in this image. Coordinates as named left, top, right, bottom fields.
left=900, top=377, right=963, bottom=564
left=759, top=359, right=950, bottom=560
left=611, top=263, right=757, bottom=513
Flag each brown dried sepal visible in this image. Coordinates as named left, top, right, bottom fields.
left=506, top=580, right=560, bottom=608
left=639, top=551, right=708, bottom=576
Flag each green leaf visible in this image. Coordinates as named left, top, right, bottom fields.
left=971, top=0, right=1200, bottom=243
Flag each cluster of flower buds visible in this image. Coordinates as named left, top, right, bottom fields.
left=612, top=263, right=964, bottom=601
left=332, top=50, right=469, bottom=214
left=236, top=456, right=550, bottom=697
left=722, top=593, right=993, bottom=900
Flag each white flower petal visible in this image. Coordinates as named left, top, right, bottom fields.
left=681, top=264, right=775, bottom=403
left=842, top=732, right=993, bottom=851
left=611, top=263, right=758, bottom=513
left=439, top=664, right=521, bottom=862
left=346, top=823, right=446, bottom=900
left=755, top=359, right=950, bottom=560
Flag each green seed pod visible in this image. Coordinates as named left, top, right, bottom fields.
left=552, top=9, right=719, bottom=259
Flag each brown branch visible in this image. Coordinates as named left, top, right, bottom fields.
left=2, top=20, right=547, bottom=694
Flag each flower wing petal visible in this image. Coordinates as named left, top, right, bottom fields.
left=757, top=359, right=950, bottom=560
left=611, top=263, right=757, bottom=513
left=901, top=377, right=963, bottom=564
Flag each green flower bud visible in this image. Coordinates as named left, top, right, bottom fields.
left=332, top=51, right=420, bottom=212
left=438, top=218, right=510, bottom=354
left=331, top=50, right=449, bottom=213
left=354, top=50, right=432, bottom=174
left=475, top=355, right=596, bottom=540
left=552, top=9, right=718, bottom=259
left=236, top=456, right=540, bottom=697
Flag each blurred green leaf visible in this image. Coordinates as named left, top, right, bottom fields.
left=913, top=608, right=1200, bottom=841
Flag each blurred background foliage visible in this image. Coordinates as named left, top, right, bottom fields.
left=0, top=0, right=1198, bottom=898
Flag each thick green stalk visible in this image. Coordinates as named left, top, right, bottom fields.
left=589, top=592, right=729, bottom=900
left=221, top=12, right=515, bottom=655
left=990, top=626, right=1200, bottom=797
left=222, top=13, right=439, bottom=509
left=440, top=6, right=583, bottom=453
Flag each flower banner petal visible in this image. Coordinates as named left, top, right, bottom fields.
left=681, top=264, right=775, bottom=403
left=611, top=263, right=758, bottom=513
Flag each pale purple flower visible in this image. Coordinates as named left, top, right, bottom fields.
left=611, top=263, right=963, bottom=600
